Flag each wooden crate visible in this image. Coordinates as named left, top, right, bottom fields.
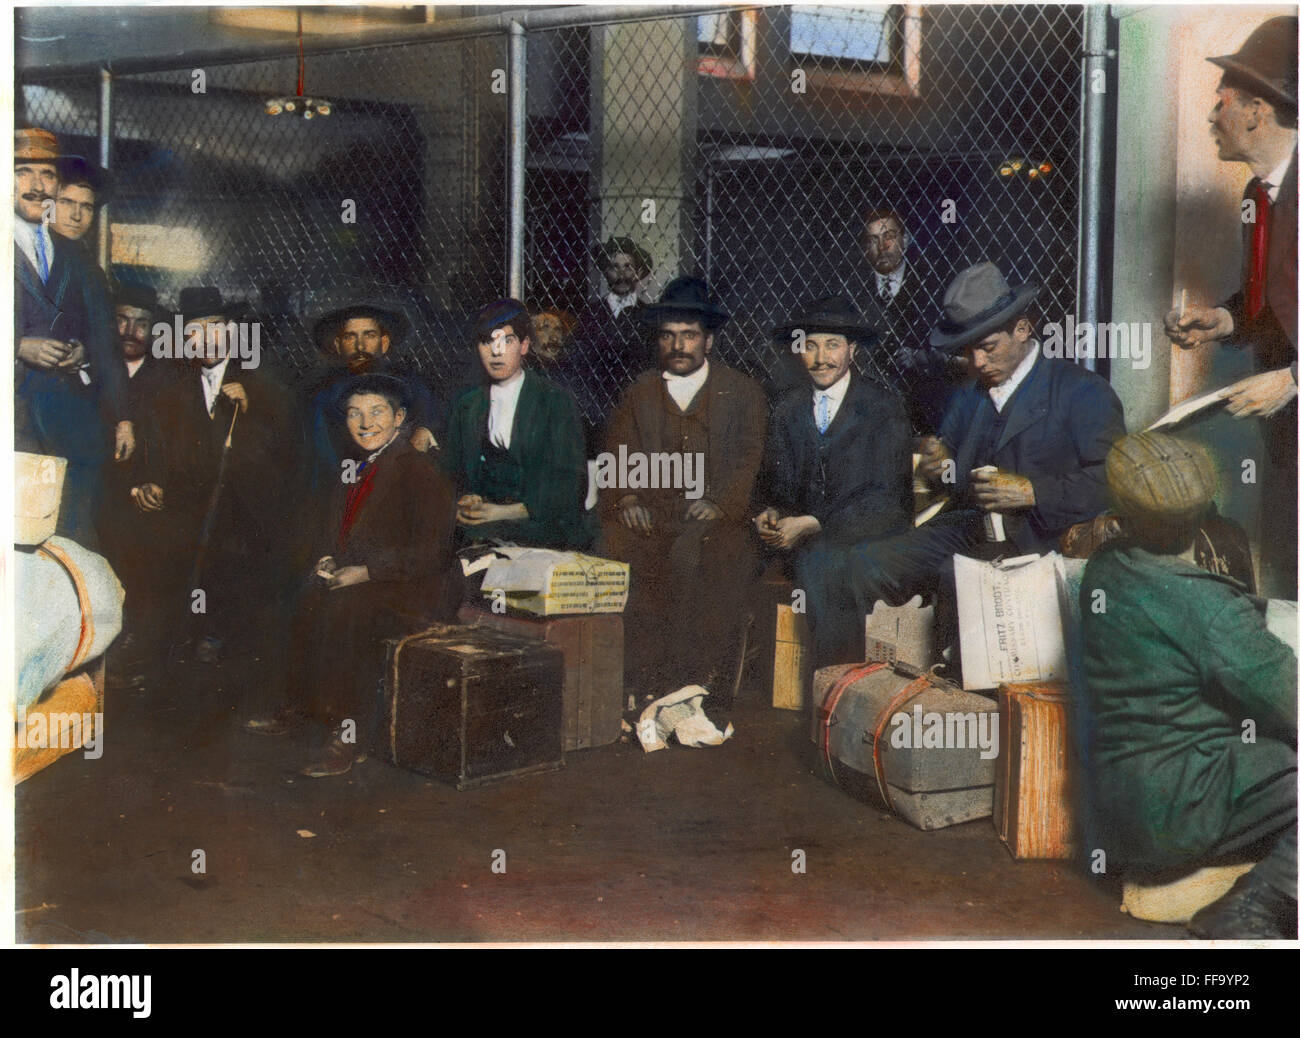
left=458, top=603, right=624, bottom=751
left=995, top=681, right=1075, bottom=859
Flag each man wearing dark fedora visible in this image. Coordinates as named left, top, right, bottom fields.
left=14, top=126, right=133, bottom=548
left=1165, top=16, right=1298, bottom=597
left=100, top=282, right=184, bottom=681
left=601, top=276, right=767, bottom=704
left=303, top=296, right=439, bottom=497
left=757, top=296, right=914, bottom=666
left=132, top=286, right=302, bottom=665
left=52, top=154, right=110, bottom=246
left=566, top=236, right=657, bottom=450
left=1082, top=432, right=1296, bottom=939
left=847, top=262, right=1126, bottom=641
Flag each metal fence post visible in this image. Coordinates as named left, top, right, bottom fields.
left=1078, top=4, right=1113, bottom=372
left=97, top=66, right=112, bottom=271
left=508, top=20, right=527, bottom=299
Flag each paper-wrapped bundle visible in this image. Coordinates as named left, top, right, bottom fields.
left=480, top=547, right=629, bottom=616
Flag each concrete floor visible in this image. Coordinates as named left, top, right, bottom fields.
left=16, top=646, right=1176, bottom=944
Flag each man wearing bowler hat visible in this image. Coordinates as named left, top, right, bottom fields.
left=14, top=127, right=132, bottom=547
left=846, top=262, right=1126, bottom=645
left=1083, top=432, right=1296, bottom=939
left=303, top=295, right=439, bottom=497
left=1164, top=16, right=1298, bottom=597
left=133, top=286, right=301, bottom=665
left=602, top=276, right=767, bottom=704
left=756, top=296, right=914, bottom=666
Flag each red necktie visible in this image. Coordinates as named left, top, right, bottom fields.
left=1246, top=179, right=1272, bottom=322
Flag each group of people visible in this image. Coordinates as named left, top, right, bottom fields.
left=11, top=17, right=1297, bottom=939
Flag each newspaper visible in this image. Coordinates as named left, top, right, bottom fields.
left=636, top=685, right=734, bottom=752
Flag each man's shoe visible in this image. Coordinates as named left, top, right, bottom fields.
left=244, top=709, right=301, bottom=736
left=301, top=735, right=367, bottom=778
left=1187, top=871, right=1296, bottom=940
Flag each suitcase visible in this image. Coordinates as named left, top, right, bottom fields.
left=457, top=603, right=624, bottom=751
left=380, top=624, right=565, bottom=789
left=995, top=681, right=1075, bottom=860
left=811, top=662, right=998, bottom=830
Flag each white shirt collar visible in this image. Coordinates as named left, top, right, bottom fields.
left=125, top=357, right=145, bottom=378
left=988, top=342, right=1039, bottom=413
left=199, top=357, right=231, bottom=416
left=606, top=291, right=638, bottom=319
left=662, top=359, right=709, bottom=411
left=1262, top=151, right=1293, bottom=202
left=875, top=260, right=906, bottom=292
left=14, top=217, right=53, bottom=278
left=488, top=368, right=526, bottom=449
left=812, top=370, right=851, bottom=428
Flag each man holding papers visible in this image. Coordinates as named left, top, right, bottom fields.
left=846, top=263, right=1126, bottom=649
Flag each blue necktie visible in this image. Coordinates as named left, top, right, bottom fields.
left=815, top=394, right=830, bottom=434
left=35, top=225, right=49, bottom=282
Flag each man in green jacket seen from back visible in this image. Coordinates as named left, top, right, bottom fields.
left=1082, top=432, right=1296, bottom=940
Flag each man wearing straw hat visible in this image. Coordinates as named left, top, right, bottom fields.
left=1164, top=16, right=1298, bottom=597
left=1082, top=432, right=1296, bottom=940
left=14, top=126, right=132, bottom=547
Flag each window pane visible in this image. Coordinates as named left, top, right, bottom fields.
left=698, top=13, right=729, bottom=48
left=790, top=5, right=892, bottom=62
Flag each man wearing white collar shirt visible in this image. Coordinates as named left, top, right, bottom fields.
left=846, top=263, right=1126, bottom=669
left=858, top=207, right=966, bottom=435
left=757, top=296, right=913, bottom=666
left=132, top=286, right=301, bottom=668
left=565, top=236, right=657, bottom=449
left=1163, top=16, right=1298, bottom=596
left=14, top=127, right=132, bottom=548
left=440, top=298, right=588, bottom=549
left=602, top=276, right=767, bottom=706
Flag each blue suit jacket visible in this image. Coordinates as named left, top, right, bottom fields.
left=939, top=352, right=1126, bottom=553
left=14, top=232, right=126, bottom=449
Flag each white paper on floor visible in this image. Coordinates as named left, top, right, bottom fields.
left=636, top=685, right=734, bottom=752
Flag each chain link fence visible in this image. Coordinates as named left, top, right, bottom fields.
left=20, top=5, right=1084, bottom=430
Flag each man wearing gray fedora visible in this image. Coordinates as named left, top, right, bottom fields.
left=846, top=262, right=1126, bottom=647
left=1165, top=16, right=1298, bottom=597
left=757, top=296, right=914, bottom=666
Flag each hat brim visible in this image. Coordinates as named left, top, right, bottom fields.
left=639, top=301, right=730, bottom=328
left=928, top=283, right=1040, bottom=353
left=312, top=304, right=409, bottom=353
left=771, top=320, right=881, bottom=350
left=175, top=303, right=253, bottom=324
left=1207, top=54, right=1297, bottom=109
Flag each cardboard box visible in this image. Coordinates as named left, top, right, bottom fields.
left=480, top=548, right=629, bottom=616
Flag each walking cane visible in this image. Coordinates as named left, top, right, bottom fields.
left=169, top=403, right=241, bottom=666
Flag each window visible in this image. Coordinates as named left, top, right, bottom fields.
left=696, top=10, right=758, bottom=81
left=791, top=4, right=922, bottom=98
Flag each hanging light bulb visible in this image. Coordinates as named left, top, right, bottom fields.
left=264, top=9, right=334, bottom=119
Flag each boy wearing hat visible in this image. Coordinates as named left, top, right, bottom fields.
left=602, top=276, right=767, bottom=702
left=303, top=297, right=439, bottom=496
left=1082, top=432, right=1296, bottom=939
left=441, top=298, right=588, bottom=549
left=1164, top=16, right=1298, bottom=597
left=756, top=296, right=914, bottom=665
left=14, top=127, right=132, bottom=547
left=847, top=262, right=1126, bottom=633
